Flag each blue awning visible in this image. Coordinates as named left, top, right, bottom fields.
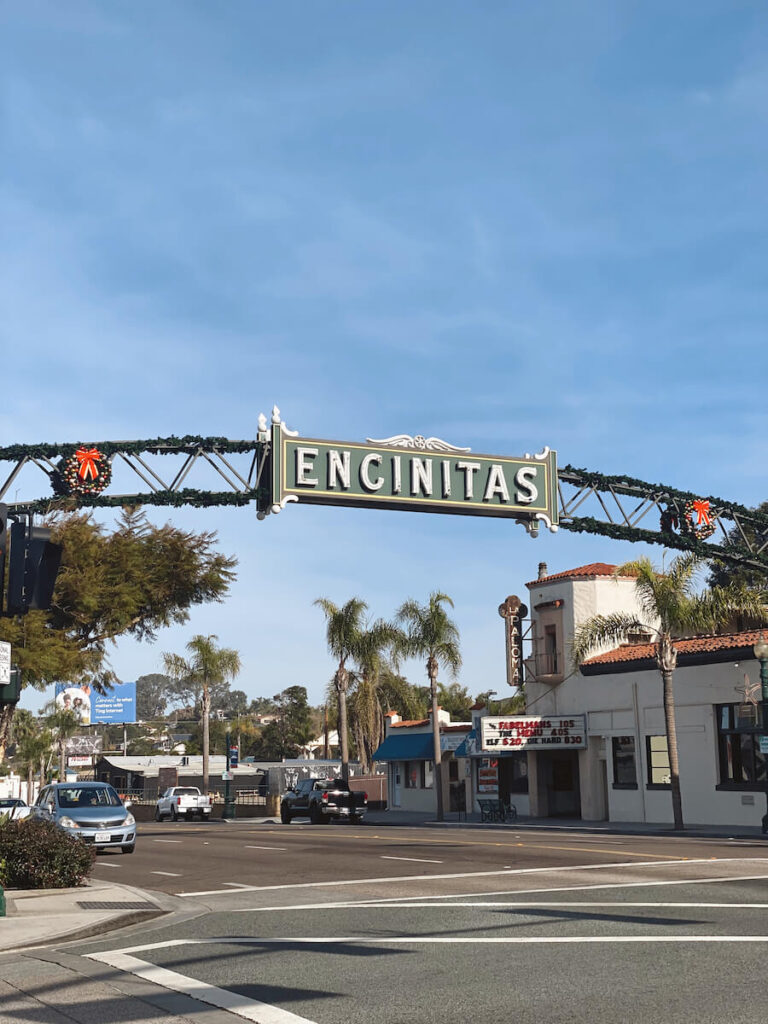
left=372, top=734, right=434, bottom=762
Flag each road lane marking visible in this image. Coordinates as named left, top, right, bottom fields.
left=223, top=882, right=253, bottom=888
left=256, top=828, right=691, bottom=859
left=381, top=855, right=443, bottom=864
left=151, top=871, right=182, bottom=877
left=320, top=900, right=768, bottom=909
left=246, top=845, right=288, bottom=851
left=93, top=862, right=121, bottom=868
left=85, top=951, right=316, bottom=1023
left=233, top=871, right=768, bottom=913
left=176, top=857, right=751, bottom=897
left=153, top=839, right=183, bottom=844
left=86, top=936, right=768, bottom=958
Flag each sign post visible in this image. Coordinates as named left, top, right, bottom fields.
left=222, top=730, right=236, bottom=819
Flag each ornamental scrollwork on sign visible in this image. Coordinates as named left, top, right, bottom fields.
left=365, top=433, right=471, bottom=453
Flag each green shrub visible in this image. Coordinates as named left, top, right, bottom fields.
left=0, top=818, right=95, bottom=889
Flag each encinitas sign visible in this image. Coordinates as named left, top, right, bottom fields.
left=257, top=407, right=558, bottom=534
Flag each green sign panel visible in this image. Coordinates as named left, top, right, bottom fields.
left=257, top=409, right=558, bottom=533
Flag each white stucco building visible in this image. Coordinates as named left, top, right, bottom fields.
left=522, top=561, right=768, bottom=828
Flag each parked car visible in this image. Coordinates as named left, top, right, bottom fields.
left=32, top=782, right=136, bottom=853
left=0, top=797, right=31, bottom=820
left=155, top=786, right=212, bottom=821
left=280, top=778, right=367, bottom=825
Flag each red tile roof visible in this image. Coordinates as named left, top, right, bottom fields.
left=527, top=563, right=635, bottom=586
left=391, top=718, right=429, bottom=728
left=583, top=630, right=767, bottom=666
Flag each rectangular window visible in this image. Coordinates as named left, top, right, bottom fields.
left=544, top=625, right=558, bottom=674
left=612, top=736, right=637, bottom=788
left=404, top=762, right=419, bottom=789
left=716, top=703, right=767, bottom=789
left=646, top=735, right=671, bottom=787
left=423, top=761, right=433, bottom=789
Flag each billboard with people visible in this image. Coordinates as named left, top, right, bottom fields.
left=54, top=682, right=136, bottom=724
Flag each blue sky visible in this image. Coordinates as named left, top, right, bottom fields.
left=4, top=1, right=768, bottom=714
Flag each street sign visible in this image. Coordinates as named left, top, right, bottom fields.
left=0, top=641, right=10, bottom=685
left=259, top=410, right=559, bottom=535
left=759, top=736, right=768, bottom=755
left=229, top=745, right=239, bottom=768
left=221, top=771, right=233, bottom=781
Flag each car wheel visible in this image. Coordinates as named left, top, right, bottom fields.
left=310, top=804, right=323, bottom=825
left=171, top=806, right=178, bottom=821
left=121, top=844, right=135, bottom=854
left=280, top=804, right=291, bottom=825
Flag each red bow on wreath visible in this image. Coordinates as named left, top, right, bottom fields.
left=75, top=447, right=103, bottom=481
left=691, top=499, right=711, bottom=526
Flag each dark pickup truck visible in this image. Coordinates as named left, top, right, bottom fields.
left=280, top=777, right=367, bottom=825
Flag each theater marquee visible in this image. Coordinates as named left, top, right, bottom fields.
left=256, top=407, right=558, bottom=534
left=482, top=715, right=587, bottom=751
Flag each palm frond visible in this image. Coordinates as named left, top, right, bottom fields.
left=572, top=613, right=650, bottom=667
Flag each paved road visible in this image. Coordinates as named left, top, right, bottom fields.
left=5, top=822, right=768, bottom=1024
left=86, top=817, right=768, bottom=895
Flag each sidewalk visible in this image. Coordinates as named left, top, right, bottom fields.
left=219, top=808, right=768, bottom=840
left=360, top=808, right=768, bottom=840
left=0, top=878, right=173, bottom=952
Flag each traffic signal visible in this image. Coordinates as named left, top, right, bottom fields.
left=6, top=520, right=63, bottom=615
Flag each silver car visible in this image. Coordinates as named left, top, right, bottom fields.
left=33, top=782, right=136, bottom=853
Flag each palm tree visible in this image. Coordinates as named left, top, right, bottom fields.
left=315, top=598, right=396, bottom=781
left=45, top=707, right=80, bottom=782
left=164, top=635, right=241, bottom=793
left=572, top=553, right=768, bottom=830
left=396, top=592, right=462, bottom=822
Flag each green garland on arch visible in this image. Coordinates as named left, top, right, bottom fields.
left=561, top=463, right=768, bottom=526
left=0, top=435, right=259, bottom=462
left=14, top=488, right=265, bottom=516
left=559, top=515, right=768, bottom=572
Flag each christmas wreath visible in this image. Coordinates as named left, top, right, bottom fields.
left=53, top=447, right=112, bottom=497
left=682, top=498, right=717, bottom=540
left=660, top=499, right=718, bottom=541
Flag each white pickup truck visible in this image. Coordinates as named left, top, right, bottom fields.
left=154, top=786, right=212, bottom=822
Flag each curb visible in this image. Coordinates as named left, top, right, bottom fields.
left=0, top=880, right=180, bottom=954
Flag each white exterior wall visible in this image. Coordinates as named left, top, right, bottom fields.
left=587, top=660, right=763, bottom=828
left=525, top=570, right=765, bottom=828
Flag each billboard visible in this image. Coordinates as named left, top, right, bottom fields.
left=55, top=682, right=136, bottom=725
left=65, top=734, right=102, bottom=756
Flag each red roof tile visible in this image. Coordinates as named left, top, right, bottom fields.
left=583, top=630, right=767, bottom=666
left=391, top=718, right=429, bottom=728
left=526, top=563, right=634, bottom=586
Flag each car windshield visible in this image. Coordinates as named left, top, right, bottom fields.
left=0, top=799, right=22, bottom=807
left=57, top=787, right=121, bottom=808
left=174, top=788, right=200, bottom=795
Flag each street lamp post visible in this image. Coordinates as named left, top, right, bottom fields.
left=753, top=633, right=768, bottom=834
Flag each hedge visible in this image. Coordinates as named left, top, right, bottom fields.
left=0, top=817, right=95, bottom=889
